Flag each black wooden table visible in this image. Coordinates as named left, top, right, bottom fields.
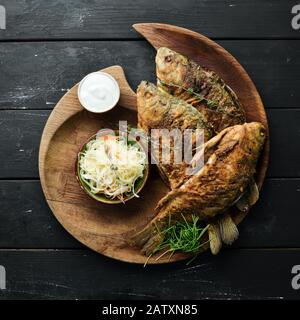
left=0, top=0, right=299, bottom=300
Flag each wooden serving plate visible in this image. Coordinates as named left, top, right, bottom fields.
left=39, top=24, right=269, bottom=264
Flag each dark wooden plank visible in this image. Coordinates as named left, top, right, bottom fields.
left=0, top=109, right=298, bottom=178
left=0, top=180, right=82, bottom=249
left=1, top=0, right=298, bottom=40
left=0, top=40, right=299, bottom=110
left=221, top=40, right=300, bottom=110
left=0, top=179, right=299, bottom=249
left=0, top=41, right=155, bottom=110
left=235, top=178, right=300, bottom=248
left=267, top=109, right=300, bottom=178
left=0, top=110, right=49, bottom=178
left=0, top=249, right=298, bottom=299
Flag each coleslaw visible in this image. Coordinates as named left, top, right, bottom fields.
left=78, top=135, right=146, bottom=201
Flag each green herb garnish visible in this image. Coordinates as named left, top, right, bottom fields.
left=146, top=214, right=210, bottom=266
left=158, top=78, right=225, bottom=114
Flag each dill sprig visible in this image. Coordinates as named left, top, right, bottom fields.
left=145, top=215, right=210, bottom=266
left=158, top=78, right=223, bottom=112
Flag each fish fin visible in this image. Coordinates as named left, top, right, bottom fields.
left=142, top=233, right=165, bottom=256
left=247, top=178, right=260, bottom=206
left=225, top=84, right=246, bottom=122
left=236, top=178, right=259, bottom=212
left=214, top=139, right=238, bottom=158
left=155, top=190, right=176, bottom=211
left=208, top=223, right=222, bottom=255
left=131, top=223, right=157, bottom=248
left=218, top=214, right=239, bottom=245
left=191, top=127, right=231, bottom=169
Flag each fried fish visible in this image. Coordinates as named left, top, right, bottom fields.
left=133, top=122, right=266, bottom=256
left=137, top=81, right=213, bottom=189
left=156, top=47, right=246, bottom=134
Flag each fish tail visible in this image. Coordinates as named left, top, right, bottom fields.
left=218, top=214, right=239, bottom=245
left=208, top=223, right=222, bottom=255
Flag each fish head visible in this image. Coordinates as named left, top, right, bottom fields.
left=226, top=122, right=265, bottom=143
left=201, top=122, right=266, bottom=163
left=234, top=122, right=266, bottom=156
left=156, top=47, right=188, bottom=85
left=137, top=81, right=170, bottom=127
left=137, top=81, right=158, bottom=102
left=137, top=81, right=170, bottom=106
left=245, top=122, right=266, bottom=146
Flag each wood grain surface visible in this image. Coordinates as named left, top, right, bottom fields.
left=1, top=40, right=299, bottom=111
left=0, top=249, right=299, bottom=299
left=0, top=0, right=297, bottom=40
left=1, top=109, right=299, bottom=179
left=0, top=178, right=299, bottom=249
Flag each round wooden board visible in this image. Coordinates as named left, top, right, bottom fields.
left=39, top=24, right=269, bottom=264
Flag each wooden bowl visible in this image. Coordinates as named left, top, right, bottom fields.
left=75, top=131, right=149, bottom=204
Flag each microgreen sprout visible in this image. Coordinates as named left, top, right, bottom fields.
left=145, top=214, right=210, bottom=266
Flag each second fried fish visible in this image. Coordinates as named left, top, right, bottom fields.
left=156, top=47, right=246, bottom=134
left=137, top=81, right=213, bottom=189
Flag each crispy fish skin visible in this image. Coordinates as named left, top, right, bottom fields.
left=137, top=81, right=213, bottom=138
left=133, top=122, right=266, bottom=255
left=137, top=81, right=213, bottom=189
left=156, top=47, right=246, bottom=133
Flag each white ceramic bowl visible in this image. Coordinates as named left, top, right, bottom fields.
left=78, top=71, right=120, bottom=113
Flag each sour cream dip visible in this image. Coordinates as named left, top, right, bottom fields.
left=78, top=72, right=120, bottom=113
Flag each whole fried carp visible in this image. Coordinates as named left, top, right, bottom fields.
left=156, top=47, right=246, bottom=134
left=137, top=81, right=213, bottom=189
left=133, top=122, right=266, bottom=255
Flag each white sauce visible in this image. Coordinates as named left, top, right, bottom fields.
left=78, top=72, right=120, bottom=113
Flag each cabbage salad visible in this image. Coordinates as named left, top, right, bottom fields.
left=79, top=135, right=146, bottom=201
